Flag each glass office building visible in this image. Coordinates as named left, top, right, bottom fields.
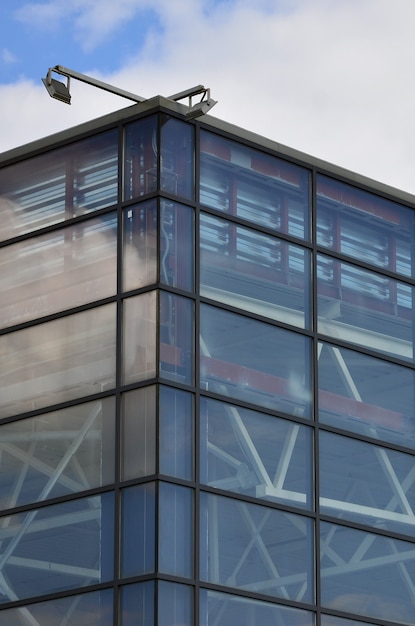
left=0, top=95, right=414, bottom=626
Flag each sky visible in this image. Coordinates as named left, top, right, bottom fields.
left=1, top=0, right=415, bottom=194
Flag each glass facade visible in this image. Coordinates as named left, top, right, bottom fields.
left=0, top=102, right=414, bottom=626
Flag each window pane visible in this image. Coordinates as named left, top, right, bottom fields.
left=159, top=386, right=194, bottom=480
left=0, top=303, right=116, bottom=419
left=123, top=201, right=157, bottom=292
left=124, top=115, right=158, bottom=200
left=200, top=492, right=314, bottom=603
left=160, top=200, right=194, bottom=291
left=200, top=131, right=310, bottom=240
left=200, top=304, right=311, bottom=417
left=200, top=589, right=314, bottom=626
left=121, top=483, right=156, bottom=577
left=318, top=342, right=415, bottom=450
left=0, top=397, right=115, bottom=510
left=317, top=175, right=415, bottom=278
left=122, top=386, right=156, bottom=480
left=321, top=616, right=374, bottom=626
left=321, top=522, right=415, bottom=625
left=159, top=483, right=193, bottom=578
left=160, top=115, right=194, bottom=200
left=320, top=431, right=415, bottom=537
left=0, top=589, right=113, bottom=626
left=200, top=398, right=312, bottom=509
left=317, top=254, right=414, bottom=360
left=0, top=213, right=117, bottom=330
left=158, top=581, right=193, bottom=626
left=0, top=493, right=114, bottom=603
left=160, top=292, right=194, bottom=385
left=0, top=130, right=118, bottom=241
left=123, top=292, right=157, bottom=385
left=200, top=213, right=310, bottom=328
left=121, top=581, right=154, bottom=626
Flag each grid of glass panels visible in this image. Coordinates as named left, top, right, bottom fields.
left=0, top=108, right=414, bottom=626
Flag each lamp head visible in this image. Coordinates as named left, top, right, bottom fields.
left=42, top=72, right=71, bottom=105
left=186, top=97, right=217, bottom=120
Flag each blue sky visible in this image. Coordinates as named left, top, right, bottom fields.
left=1, top=0, right=415, bottom=195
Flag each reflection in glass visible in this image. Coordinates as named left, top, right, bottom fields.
left=159, top=386, right=194, bottom=480
left=318, top=342, right=415, bottom=449
left=121, top=581, right=154, bottom=626
left=159, top=483, right=193, bottom=578
left=123, top=292, right=157, bottom=384
left=317, top=174, right=415, bottom=278
left=123, top=201, right=157, bottom=292
left=200, top=304, right=311, bottom=416
left=200, top=492, right=314, bottom=603
left=0, top=589, right=113, bottom=626
left=0, top=214, right=117, bottom=330
left=158, top=581, right=193, bottom=626
left=200, top=398, right=312, bottom=509
left=0, top=130, right=118, bottom=241
left=0, top=303, right=116, bottom=419
left=160, top=292, right=194, bottom=385
left=124, top=115, right=158, bottom=200
left=160, top=116, right=194, bottom=200
left=200, top=213, right=310, bottom=328
left=321, top=522, right=415, bottom=625
left=160, top=200, right=194, bottom=292
left=321, top=616, right=374, bottom=626
left=0, top=398, right=115, bottom=511
left=121, top=483, right=156, bottom=577
left=200, top=130, right=310, bottom=240
left=122, top=386, right=156, bottom=480
left=320, top=431, right=415, bottom=536
left=200, top=589, right=314, bottom=626
left=317, top=254, right=414, bottom=360
left=0, top=493, right=114, bottom=603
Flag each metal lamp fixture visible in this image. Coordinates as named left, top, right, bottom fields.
left=42, top=65, right=217, bottom=119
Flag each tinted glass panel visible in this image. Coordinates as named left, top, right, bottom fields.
left=200, top=304, right=311, bottom=416
left=200, top=492, right=314, bottom=603
left=320, top=431, right=415, bottom=537
left=317, top=175, right=415, bottom=278
left=0, top=397, right=115, bottom=510
left=200, top=589, right=314, bottom=626
left=158, top=581, right=193, bottom=626
left=200, top=397, right=312, bottom=509
left=0, top=214, right=117, bottom=330
left=159, top=484, right=193, bottom=578
left=0, top=493, right=114, bottom=603
left=123, top=292, right=157, bottom=385
left=0, top=589, right=113, bottom=626
left=321, top=617, right=374, bottom=626
left=318, top=342, right=415, bottom=450
left=317, top=254, right=414, bottom=360
left=121, top=483, right=156, bottom=577
left=321, top=522, right=415, bottom=625
left=0, top=130, right=118, bottom=241
left=0, top=303, right=116, bottom=419
left=160, top=200, right=194, bottom=292
left=123, top=201, right=157, bottom=291
left=159, top=386, right=194, bottom=480
left=160, top=115, right=194, bottom=200
left=200, top=213, right=310, bottom=328
left=121, top=581, right=154, bottom=626
left=121, top=386, right=156, bottom=480
left=200, top=131, right=310, bottom=239
left=160, top=292, right=194, bottom=385
left=124, top=115, right=158, bottom=200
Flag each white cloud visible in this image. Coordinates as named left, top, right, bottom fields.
left=1, top=48, right=17, bottom=64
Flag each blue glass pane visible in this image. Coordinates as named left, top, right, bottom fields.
left=200, top=397, right=313, bottom=509
left=317, top=175, right=415, bottom=278
left=200, top=131, right=310, bottom=240
left=317, top=254, right=414, bottom=361
left=121, top=483, right=155, bottom=577
left=200, top=589, right=314, bottom=626
left=123, top=201, right=157, bottom=291
left=200, top=492, right=314, bottom=603
left=124, top=115, right=158, bottom=199
left=160, top=116, right=194, bottom=200
left=200, top=304, right=311, bottom=417
left=320, top=431, right=415, bottom=537
left=160, top=292, right=194, bottom=385
left=200, top=213, right=310, bottom=328
left=0, top=589, right=113, bottom=625
left=318, top=342, right=415, bottom=450
left=123, top=292, right=157, bottom=385
left=159, top=386, right=194, bottom=480
left=0, top=130, right=118, bottom=241
left=159, top=483, right=193, bottom=578
left=158, top=581, right=193, bottom=626
left=122, top=386, right=156, bottom=480
left=321, top=522, right=415, bottom=624
left=0, top=493, right=114, bottom=603
left=160, top=200, right=194, bottom=292
left=121, top=581, right=155, bottom=626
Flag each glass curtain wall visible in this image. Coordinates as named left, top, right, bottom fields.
left=0, top=108, right=414, bottom=626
